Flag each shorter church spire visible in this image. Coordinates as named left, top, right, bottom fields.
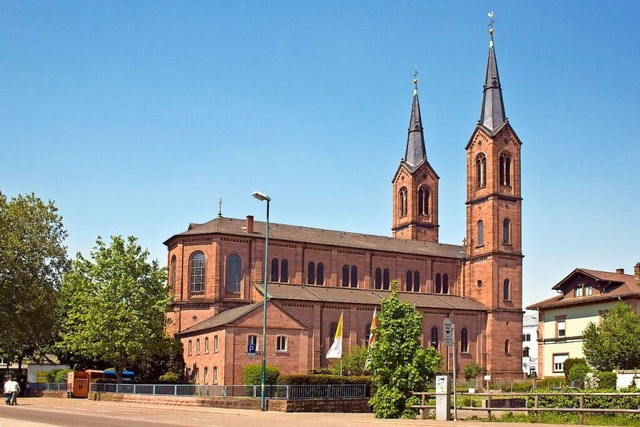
left=479, top=12, right=506, bottom=133
left=405, top=69, right=427, bottom=168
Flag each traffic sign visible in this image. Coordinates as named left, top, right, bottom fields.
left=443, top=318, right=454, bottom=346
left=247, top=344, right=256, bottom=354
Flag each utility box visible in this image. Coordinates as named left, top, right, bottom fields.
left=67, top=371, right=89, bottom=398
left=435, top=375, right=451, bottom=421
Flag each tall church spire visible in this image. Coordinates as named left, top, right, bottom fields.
left=479, top=20, right=506, bottom=133
left=404, top=71, right=427, bottom=168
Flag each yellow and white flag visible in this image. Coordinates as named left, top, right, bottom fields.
left=326, top=312, right=343, bottom=359
left=365, top=308, right=378, bottom=369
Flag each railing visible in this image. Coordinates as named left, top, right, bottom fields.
left=29, top=383, right=68, bottom=392
left=412, top=391, right=640, bottom=424
left=88, top=383, right=368, bottom=400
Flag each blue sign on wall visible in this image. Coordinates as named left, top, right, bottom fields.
left=247, top=344, right=256, bottom=354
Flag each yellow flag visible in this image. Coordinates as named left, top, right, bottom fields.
left=326, top=312, right=343, bottom=359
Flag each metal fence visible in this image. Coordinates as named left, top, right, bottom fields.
left=86, top=383, right=368, bottom=400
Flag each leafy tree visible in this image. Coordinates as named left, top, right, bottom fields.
left=583, top=302, right=640, bottom=371
left=130, top=335, right=185, bottom=382
left=0, top=191, right=69, bottom=368
left=368, top=281, right=442, bottom=418
left=56, top=236, right=170, bottom=383
left=330, top=345, right=368, bottom=376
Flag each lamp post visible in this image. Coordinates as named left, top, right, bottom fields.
left=252, top=191, right=270, bottom=411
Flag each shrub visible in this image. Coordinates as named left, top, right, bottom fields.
left=54, top=369, right=73, bottom=383
left=568, top=363, right=590, bottom=388
left=242, top=364, right=279, bottom=386
left=563, top=358, right=587, bottom=382
left=592, top=371, right=617, bottom=390
left=462, top=362, right=483, bottom=381
left=158, top=371, right=180, bottom=383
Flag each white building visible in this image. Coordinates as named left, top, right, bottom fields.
left=522, top=312, right=538, bottom=376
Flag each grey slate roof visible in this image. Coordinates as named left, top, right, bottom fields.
left=404, top=85, right=427, bottom=169
left=479, top=35, right=506, bottom=134
left=167, top=217, right=466, bottom=260
left=260, top=283, right=487, bottom=312
left=180, top=302, right=263, bottom=335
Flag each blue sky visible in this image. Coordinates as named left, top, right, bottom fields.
left=1, top=1, right=638, bottom=307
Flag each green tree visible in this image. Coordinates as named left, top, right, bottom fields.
left=56, top=236, right=170, bottom=383
left=330, top=345, right=368, bottom=376
left=0, top=191, right=69, bottom=368
left=583, top=302, right=640, bottom=371
left=368, top=282, right=442, bottom=418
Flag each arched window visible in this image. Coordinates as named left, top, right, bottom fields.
left=342, top=265, right=349, bottom=287
left=476, top=153, right=487, bottom=189
left=280, top=259, right=289, bottom=283
left=170, top=255, right=177, bottom=291
left=503, top=279, right=511, bottom=301
left=204, top=337, right=209, bottom=354
left=203, top=367, right=209, bottom=384
left=213, top=335, right=219, bottom=352
left=188, top=340, right=192, bottom=356
left=308, top=261, right=315, bottom=284
left=431, top=326, right=439, bottom=348
left=213, top=366, right=218, bottom=384
left=225, top=254, right=241, bottom=293
left=383, top=268, right=390, bottom=290
left=413, top=271, right=420, bottom=292
left=435, top=273, right=442, bottom=294
left=248, top=334, right=258, bottom=352
left=271, top=258, right=279, bottom=282
left=442, top=274, right=449, bottom=294
left=317, top=263, right=324, bottom=285
left=504, top=339, right=510, bottom=354
left=190, top=252, right=205, bottom=293
left=500, top=152, right=512, bottom=186
left=503, top=218, right=511, bottom=244
left=375, top=268, right=382, bottom=290
left=477, top=220, right=484, bottom=246
left=350, top=266, right=358, bottom=288
left=400, top=187, right=408, bottom=217
left=196, top=338, right=201, bottom=355
left=461, top=328, right=469, bottom=353
left=276, top=336, right=287, bottom=352
left=418, top=186, right=430, bottom=216
left=406, top=271, right=413, bottom=292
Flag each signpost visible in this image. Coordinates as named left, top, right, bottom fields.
left=443, top=318, right=457, bottom=421
left=247, top=344, right=256, bottom=358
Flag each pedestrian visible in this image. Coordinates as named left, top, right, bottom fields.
left=4, top=377, right=20, bottom=405
left=3, top=376, right=11, bottom=405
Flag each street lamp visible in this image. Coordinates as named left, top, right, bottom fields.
left=252, top=191, right=270, bottom=411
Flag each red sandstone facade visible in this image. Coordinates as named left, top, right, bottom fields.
left=164, top=31, right=524, bottom=385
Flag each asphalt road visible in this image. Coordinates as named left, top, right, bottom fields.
left=0, top=397, right=571, bottom=427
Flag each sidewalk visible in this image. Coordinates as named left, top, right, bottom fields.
left=0, top=397, right=573, bottom=427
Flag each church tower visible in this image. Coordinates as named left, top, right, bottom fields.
left=392, top=75, right=439, bottom=243
left=464, top=22, right=524, bottom=378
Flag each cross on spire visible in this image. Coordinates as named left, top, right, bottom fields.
left=488, top=11, right=495, bottom=30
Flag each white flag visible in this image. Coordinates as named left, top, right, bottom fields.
left=326, top=312, right=343, bottom=359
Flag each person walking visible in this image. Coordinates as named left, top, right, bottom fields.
left=3, top=377, right=20, bottom=405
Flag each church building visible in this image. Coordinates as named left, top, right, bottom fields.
left=164, top=27, right=524, bottom=385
